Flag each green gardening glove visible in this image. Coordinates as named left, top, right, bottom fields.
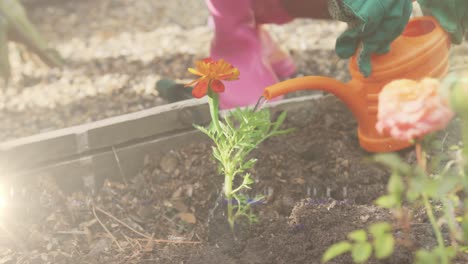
left=328, top=0, right=413, bottom=77
left=156, top=79, right=193, bottom=103
left=0, top=0, right=62, bottom=82
left=417, top=0, right=468, bottom=44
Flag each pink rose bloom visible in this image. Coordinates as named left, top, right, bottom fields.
left=376, top=78, right=454, bottom=141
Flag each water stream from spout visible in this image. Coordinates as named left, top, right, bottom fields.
left=253, top=96, right=268, bottom=112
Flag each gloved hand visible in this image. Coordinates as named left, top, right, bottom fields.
left=328, top=0, right=413, bottom=77
left=0, top=0, right=62, bottom=82
left=417, top=0, right=468, bottom=44
left=156, top=79, right=193, bottom=103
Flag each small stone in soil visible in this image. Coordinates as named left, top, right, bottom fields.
left=160, top=152, right=179, bottom=174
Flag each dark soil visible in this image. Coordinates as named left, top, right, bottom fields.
left=3, top=96, right=465, bottom=264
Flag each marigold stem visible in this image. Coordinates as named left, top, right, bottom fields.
left=207, top=88, right=221, bottom=133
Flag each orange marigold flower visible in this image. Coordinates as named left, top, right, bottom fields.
left=376, top=78, right=454, bottom=141
left=186, top=58, right=240, bottom=98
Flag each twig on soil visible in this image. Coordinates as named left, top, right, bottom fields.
left=92, top=205, right=124, bottom=251
left=123, top=233, right=136, bottom=248
left=94, top=206, right=201, bottom=244
left=142, top=233, right=155, bottom=252
left=95, top=206, right=152, bottom=239
left=55, top=230, right=88, bottom=235
left=123, top=235, right=143, bottom=260
left=136, top=238, right=201, bottom=244
left=135, top=238, right=143, bottom=251
left=112, top=146, right=128, bottom=185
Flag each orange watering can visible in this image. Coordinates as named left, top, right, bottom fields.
left=263, top=17, right=451, bottom=153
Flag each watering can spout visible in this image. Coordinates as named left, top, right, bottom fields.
left=263, top=76, right=364, bottom=121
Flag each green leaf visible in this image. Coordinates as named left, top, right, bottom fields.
left=240, top=158, right=257, bottom=171
left=437, top=246, right=456, bottom=259
left=373, top=234, right=394, bottom=259
left=194, top=124, right=210, bottom=135
left=415, top=247, right=456, bottom=264
left=460, top=246, right=468, bottom=254
left=322, top=241, right=352, bottom=263
left=375, top=195, right=398, bottom=209
left=422, top=179, right=440, bottom=197
left=369, top=222, right=392, bottom=237
left=415, top=250, right=438, bottom=264
left=387, top=172, right=404, bottom=195
left=415, top=251, right=435, bottom=264
left=347, top=230, right=367, bottom=242
left=448, top=144, right=460, bottom=151
left=406, top=191, right=420, bottom=202
left=374, top=153, right=411, bottom=174
left=430, top=177, right=459, bottom=198
left=407, top=176, right=424, bottom=201
left=242, top=173, right=254, bottom=185
left=272, top=111, right=287, bottom=131
left=462, top=215, right=468, bottom=242
left=351, top=242, right=372, bottom=263
left=270, top=128, right=295, bottom=137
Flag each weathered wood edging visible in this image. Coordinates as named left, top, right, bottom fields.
left=0, top=95, right=323, bottom=191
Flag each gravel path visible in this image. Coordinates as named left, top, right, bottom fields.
left=1, top=0, right=347, bottom=141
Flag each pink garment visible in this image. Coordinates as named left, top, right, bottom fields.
left=205, top=0, right=296, bottom=109
left=253, top=0, right=294, bottom=24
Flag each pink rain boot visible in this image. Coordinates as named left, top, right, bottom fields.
left=259, top=27, right=296, bottom=79
left=206, top=0, right=296, bottom=82
left=206, top=0, right=288, bottom=109
left=254, top=0, right=296, bottom=79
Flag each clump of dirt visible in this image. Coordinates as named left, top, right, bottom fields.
left=0, top=96, right=462, bottom=263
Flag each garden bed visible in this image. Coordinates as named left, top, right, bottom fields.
left=0, top=95, right=465, bottom=264
left=1, top=1, right=467, bottom=263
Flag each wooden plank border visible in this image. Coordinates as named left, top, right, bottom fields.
left=0, top=98, right=211, bottom=173
left=1, top=95, right=324, bottom=191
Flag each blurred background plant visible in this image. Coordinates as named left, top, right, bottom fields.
left=0, top=0, right=62, bottom=84
left=323, top=71, right=468, bottom=264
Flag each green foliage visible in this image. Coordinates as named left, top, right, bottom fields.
left=323, top=69, right=468, bottom=264
left=322, top=242, right=352, bottom=263
left=374, top=153, right=411, bottom=174
left=325, top=119, right=465, bottom=264
left=197, top=108, right=292, bottom=228
left=374, top=107, right=468, bottom=264
left=374, top=145, right=465, bottom=264
left=351, top=242, right=372, bottom=263
left=369, top=223, right=394, bottom=259
left=322, top=222, right=394, bottom=263
left=462, top=213, right=468, bottom=242
left=348, top=230, right=367, bottom=242
left=387, top=172, right=405, bottom=196
left=375, top=194, right=399, bottom=209
left=0, top=0, right=62, bottom=82
left=415, top=247, right=457, bottom=264
left=375, top=171, right=406, bottom=209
